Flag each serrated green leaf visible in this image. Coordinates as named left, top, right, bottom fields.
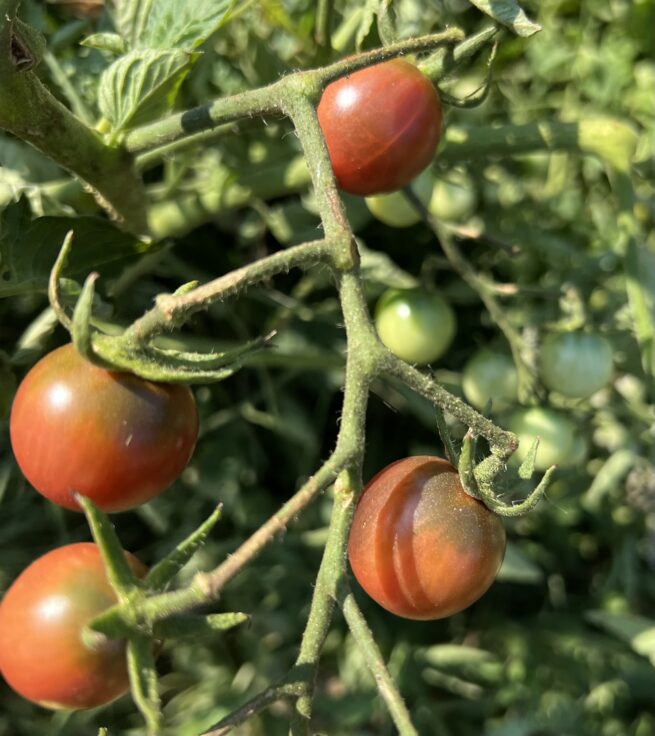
left=98, top=48, right=197, bottom=133
left=81, top=32, right=127, bottom=55
left=112, top=0, right=152, bottom=48
left=113, top=0, right=237, bottom=50
left=141, top=0, right=236, bottom=49
left=468, top=0, right=541, bottom=37
left=0, top=200, right=151, bottom=298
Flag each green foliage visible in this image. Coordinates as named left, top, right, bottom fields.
left=0, top=0, right=654, bottom=734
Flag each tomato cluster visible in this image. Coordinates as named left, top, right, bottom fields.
left=348, top=457, right=506, bottom=620
left=1, top=344, right=199, bottom=709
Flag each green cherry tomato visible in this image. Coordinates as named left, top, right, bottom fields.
left=462, top=349, right=518, bottom=411
left=365, top=170, right=434, bottom=228
left=539, top=331, right=613, bottom=399
left=508, top=407, right=577, bottom=471
left=0, top=543, right=146, bottom=710
left=429, top=171, right=477, bottom=222
left=348, top=456, right=506, bottom=620
left=375, top=288, right=456, bottom=365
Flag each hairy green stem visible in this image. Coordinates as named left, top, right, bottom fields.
left=123, top=29, right=464, bottom=156
left=0, top=6, right=148, bottom=233
left=339, top=586, right=418, bottom=736
left=382, top=354, right=518, bottom=459
left=123, top=237, right=336, bottom=344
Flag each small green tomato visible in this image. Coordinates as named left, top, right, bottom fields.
left=429, top=171, right=476, bottom=222
left=508, top=407, right=577, bottom=471
left=375, top=288, right=456, bottom=365
left=365, top=170, right=433, bottom=228
left=462, top=350, right=518, bottom=411
left=539, top=331, right=613, bottom=399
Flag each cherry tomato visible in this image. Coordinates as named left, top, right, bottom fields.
left=462, top=349, right=518, bottom=411
left=539, top=331, right=613, bottom=399
left=375, top=288, right=456, bottom=365
left=0, top=542, right=146, bottom=710
left=317, top=60, right=443, bottom=196
left=348, top=456, right=506, bottom=620
left=508, top=407, right=577, bottom=471
left=10, top=344, right=198, bottom=512
left=365, top=170, right=434, bottom=228
left=429, top=171, right=477, bottom=222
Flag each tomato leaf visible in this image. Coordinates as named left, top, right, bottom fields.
left=468, top=0, right=541, bottom=38
left=98, top=48, right=198, bottom=133
left=0, top=200, right=151, bottom=298
left=81, top=32, right=127, bottom=55
left=112, top=0, right=237, bottom=50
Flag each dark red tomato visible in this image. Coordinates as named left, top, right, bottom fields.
left=10, top=344, right=198, bottom=512
left=317, top=59, right=442, bottom=196
left=348, top=456, right=505, bottom=620
left=0, top=543, right=146, bottom=710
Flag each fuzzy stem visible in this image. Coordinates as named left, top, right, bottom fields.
left=123, top=237, right=336, bottom=344
left=0, top=6, right=148, bottom=233
left=122, top=29, right=464, bottom=156
left=339, top=586, right=418, bottom=736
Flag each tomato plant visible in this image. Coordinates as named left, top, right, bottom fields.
left=539, top=331, right=613, bottom=399
left=317, top=60, right=442, bottom=196
left=375, top=288, right=456, bottom=365
left=0, top=543, right=146, bottom=710
left=10, top=344, right=199, bottom=512
left=348, top=456, right=506, bottom=620
left=365, top=170, right=433, bottom=227
left=462, top=349, right=518, bottom=411
left=508, top=407, right=578, bottom=471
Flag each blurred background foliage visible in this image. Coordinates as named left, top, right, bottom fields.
left=1, top=0, right=655, bottom=734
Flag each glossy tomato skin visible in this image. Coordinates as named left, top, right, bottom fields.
left=539, top=331, right=613, bottom=399
left=375, top=288, right=456, bottom=365
left=348, top=457, right=506, bottom=620
left=317, top=60, right=442, bottom=196
left=0, top=543, right=146, bottom=709
left=10, top=344, right=199, bottom=512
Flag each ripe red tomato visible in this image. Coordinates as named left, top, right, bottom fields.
left=348, top=456, right=505, bottom=620
left=10, top=344, right=198, bottom=512
left=317, top=59, right=443, bottom=196
left=0, top=542, right=146, bottom=710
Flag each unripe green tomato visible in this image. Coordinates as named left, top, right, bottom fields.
left=365, top=170, right=433, bottom=227
left=375, top=288, right=456, bottom=365
left=508, top=407, right=577, bottom=471
left=539, top=331, right=613, bottom=399
left=462, top=350, right=518, bottom=411
left=429, top=172, right=476, bottom=222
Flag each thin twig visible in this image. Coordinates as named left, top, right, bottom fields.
left=339, top=586, right=418, bottom=736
